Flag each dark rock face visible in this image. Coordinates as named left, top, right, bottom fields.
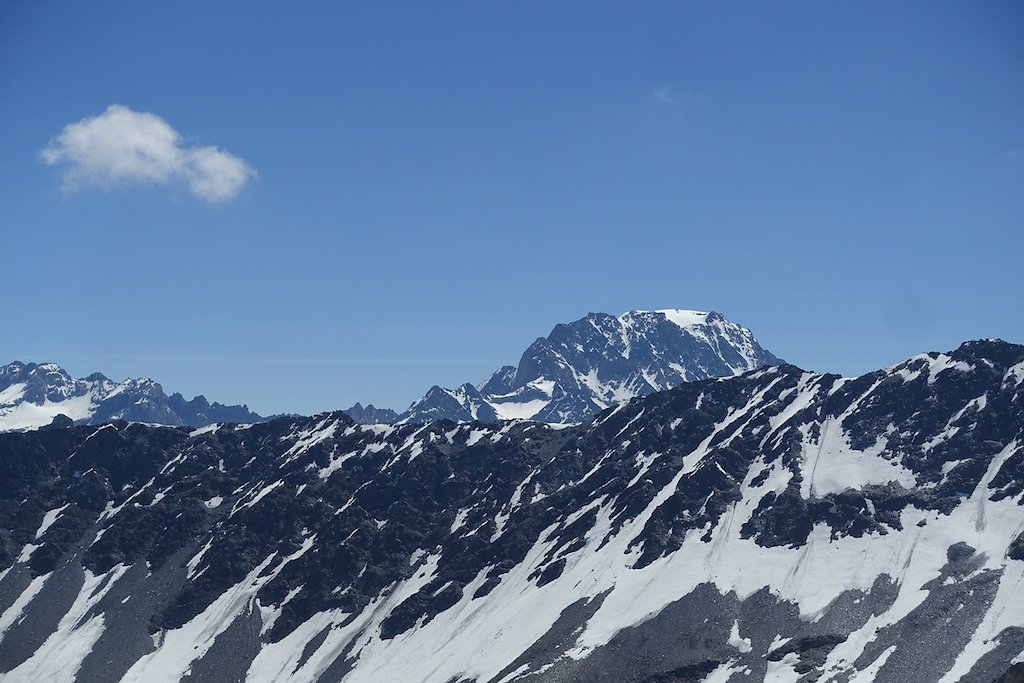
left=0, top=340, right=1021, bottom=682
left=399, top=309, right=781, bottom=425
left=343, top=403, right=400, bottom=425
left=0, top=360, right=263, bottom=431
left=997, top=663, right=1024, bottom=683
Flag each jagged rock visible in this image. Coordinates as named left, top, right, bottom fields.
left=0, top=361, right=263, bottom=431
left=399, top=308, right=780, bottom=424
left=343, top=402, right=400, bottom=425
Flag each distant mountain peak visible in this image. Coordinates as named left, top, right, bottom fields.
left=364, top=308, right=781, bottom=425
left=343, top=401, right=400, bottom=425
left=0, top=360, right=264, bottom=432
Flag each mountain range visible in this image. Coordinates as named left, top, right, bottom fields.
left=352, top=309, right=781, bottom=424
left=0, top=339, right=1021, bottom=681
left=1, top=309, right=778, bottom=432
left=0, top=361, right=263, bottom=432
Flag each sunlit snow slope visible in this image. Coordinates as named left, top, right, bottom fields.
left=0, top=340, right=1022, bottom=682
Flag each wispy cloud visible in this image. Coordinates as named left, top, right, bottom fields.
left=654, top=86, right=676, bottom=103
left=1005, top=150, right=1019, bottom=162
left=653, top=86, right=706, bottom=107
left=40, top=104, right=255, bottom=203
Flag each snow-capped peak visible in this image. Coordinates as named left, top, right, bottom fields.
left=390, top=308, right=781, bottom=425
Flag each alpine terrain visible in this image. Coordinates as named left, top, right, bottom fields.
left=355, top=309, right=780, bottom=425
left=0, top=361, right=263, bottom=432
left=0, top=340, right=1022, bottom=681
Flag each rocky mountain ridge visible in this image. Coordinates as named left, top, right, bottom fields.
left=351, top=308, right=781, bottom=425
left=342, top=403, right=400, bottom=425
left=0, top=361, right=263, bottom=432
left=0, top=339, right=1021, bottom=681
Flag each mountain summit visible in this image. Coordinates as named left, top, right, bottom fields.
left=0, top=361, right=263, bottom=431
left=386, top=309, right=780, bottom=424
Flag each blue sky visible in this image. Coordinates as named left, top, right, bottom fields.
left=2, top=1, right=1022, bottom=416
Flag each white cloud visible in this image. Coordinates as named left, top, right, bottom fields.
left=40, top=104, right=255, bottom=203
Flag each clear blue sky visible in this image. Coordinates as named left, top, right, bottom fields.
left=2, top=1, right=1021, bottom=416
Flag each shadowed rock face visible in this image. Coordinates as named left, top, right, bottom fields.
left=342, top=403, right=400, bottom=425
left=0, top=360, right=263, bottom=431
left=387, top=309, right=781, bottom=426
left=0, top=340, right=1022, bottom=682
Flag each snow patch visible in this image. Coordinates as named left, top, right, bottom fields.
left=0, top=573, right=50, bottom=642
left=727, top=619, right=752, bottom=653
left=122, top=538, right=316, bottom=683
left=655, top=309, right=709, bottom=329
left=34, top=504, right=70, bottom=539
left=799, top=419, right=916, bottom=498
left=1, top=564, right=129, bottom=682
